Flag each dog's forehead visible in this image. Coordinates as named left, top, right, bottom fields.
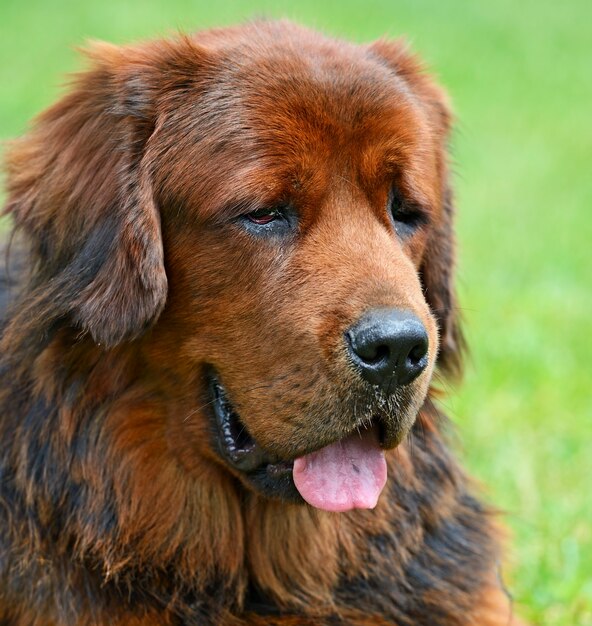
left=204, top=33, right=423, bottom=142
left=154, top=26, right=438, bottom=218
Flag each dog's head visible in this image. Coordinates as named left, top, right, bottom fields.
left=3, top=21, right=463, bottom=511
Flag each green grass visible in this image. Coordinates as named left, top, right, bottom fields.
left=1, top=1, right=590, bottom=623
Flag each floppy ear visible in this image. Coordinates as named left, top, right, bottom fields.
left=420, top=185, right=465, bottom=380
left=2, top=42, right=167, bottom=348
left=368, top=39, right=465, bottom=379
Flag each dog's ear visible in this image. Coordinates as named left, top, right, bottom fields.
left=420, top=186, right=465, bottom=380
left=3, top=42, right=168, bottom=348
left=368, top=39, right=465, bottom=379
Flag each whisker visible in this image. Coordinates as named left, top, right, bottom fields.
left=181, top=375, right=291, bottom=423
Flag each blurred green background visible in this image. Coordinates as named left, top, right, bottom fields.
left=1, top=0, right=590, bottom=623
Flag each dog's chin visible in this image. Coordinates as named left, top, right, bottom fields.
left=205, top=366, right=420, bottom=507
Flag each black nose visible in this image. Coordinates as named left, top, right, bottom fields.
left=345, top=309, right=429, bottom=391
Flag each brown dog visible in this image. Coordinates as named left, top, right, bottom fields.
left=0, top=20, right=524, bottom=625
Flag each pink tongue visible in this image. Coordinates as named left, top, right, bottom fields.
left=292, top=428, right=387, bottom=512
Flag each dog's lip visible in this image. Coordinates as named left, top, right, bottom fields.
left=206, top=367, right=390, bottom=477
left=208, top=371, right=270, bottom=472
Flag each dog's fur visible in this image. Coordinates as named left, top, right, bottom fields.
left=0, top=21, right=523, bottom=625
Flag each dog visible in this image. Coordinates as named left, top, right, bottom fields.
left=0, top=20, right=525, bottom=625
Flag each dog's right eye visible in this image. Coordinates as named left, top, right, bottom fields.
left=237, top=206, right=297, bottom=237
left=246, top=208, right=282, bottom=225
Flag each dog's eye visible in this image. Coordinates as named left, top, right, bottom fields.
left=237, top=206, right=297, bottom=237
left=389, top=188, right=427, bottom=238
left=246, top=208, right=282, bottom=225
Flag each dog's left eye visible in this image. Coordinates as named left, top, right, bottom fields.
left=246, top=208, right=282, bottom=225
left=388, top=188, right=427, bottom=239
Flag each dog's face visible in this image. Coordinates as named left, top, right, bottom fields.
left=5, top=22, right=462, bottom=511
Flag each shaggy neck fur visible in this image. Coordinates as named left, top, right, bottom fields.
left=0, top=299, right=497, bottom=624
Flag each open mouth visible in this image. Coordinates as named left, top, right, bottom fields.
left=207, top=368, right=390, bottom=512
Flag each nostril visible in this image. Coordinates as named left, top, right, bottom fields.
left=407, top=341, right=428, bottom=367
left=366, top=344, right=390, bottom=365
left=346, top=331, right=390, bottom=366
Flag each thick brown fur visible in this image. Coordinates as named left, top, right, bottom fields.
left=0, top=21, right=524, bottom=626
